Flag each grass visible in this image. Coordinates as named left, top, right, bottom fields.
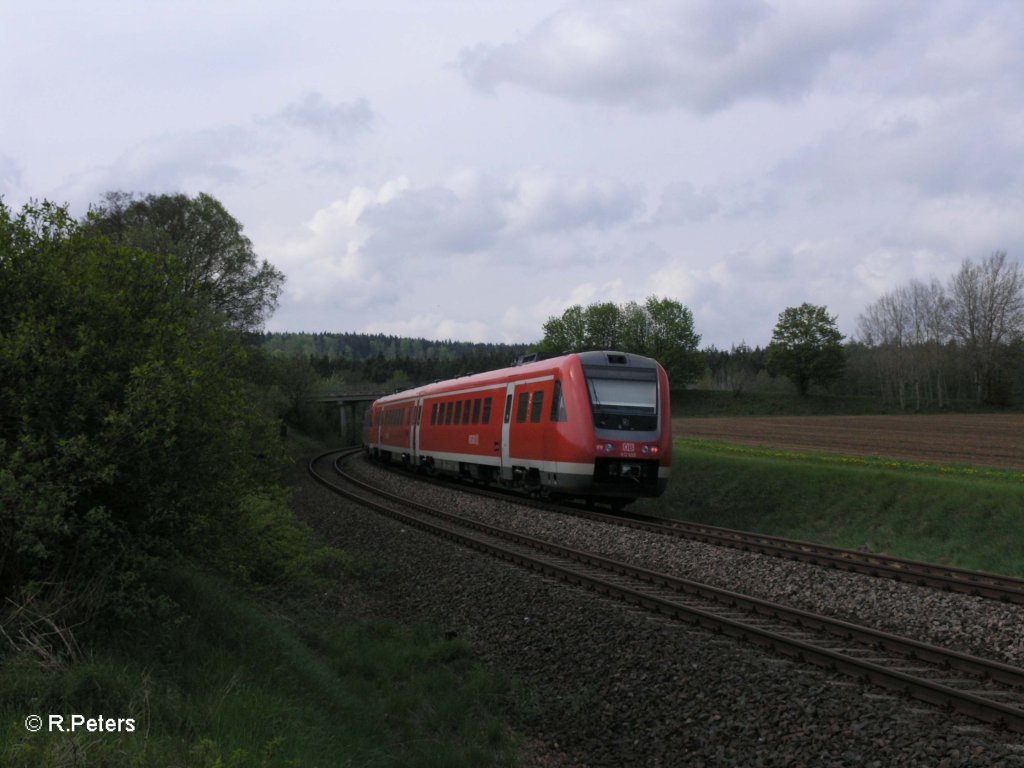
left=635, top=439, right=1024, bottom=577
left=0, top=565, right=518, bottom=767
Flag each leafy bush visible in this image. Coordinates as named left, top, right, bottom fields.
left=0, top=200, right=287, bottom=623
left=221, top=489, right=350, bottom=591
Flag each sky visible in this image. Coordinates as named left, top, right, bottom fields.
left=3, top=1, right=1023, bottom=349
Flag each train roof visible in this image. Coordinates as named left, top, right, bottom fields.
left=372, top=350, right=659, bottom=406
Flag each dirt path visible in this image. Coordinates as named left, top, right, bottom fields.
left=672, top=414, right=1024, bottom=470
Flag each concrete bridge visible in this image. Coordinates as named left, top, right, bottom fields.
left=307, top=392, right=387, bottom=443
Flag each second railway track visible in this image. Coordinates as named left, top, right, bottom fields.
left=368, top=455, right=1024, bottom=604
left=312, top=448, right=1024, bottom=734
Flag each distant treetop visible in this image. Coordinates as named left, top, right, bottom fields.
left=88, top=191, right=285, bottom=333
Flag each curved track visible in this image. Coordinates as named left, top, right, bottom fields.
left=311, top=448, right=1024, bottom=733
left=369, top=456, right=1024, bottom=604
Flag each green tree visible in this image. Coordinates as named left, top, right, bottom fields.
left=582, top=302, right=622, bottom=349
left=0, top=199, right=285, bottom=613
left=88, top=191, right=284, bottom=332
left=619, top=297, right=703, bottom=387
left=537, top=295, right=703, bottom=388
left=537, top=304, right=587, bottom=353
left=767, top=303, right=846, bottom=395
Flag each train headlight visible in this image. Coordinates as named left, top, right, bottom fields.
left=642, top=445, right=659, bottom=455
left=595, top=442, right=614, bottom=453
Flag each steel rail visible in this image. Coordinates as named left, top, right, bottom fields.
left=578, top=510, right=1024, bottom=604
left=370, top=457, right=1024, bottom=604
left=312, top=448, right=1024, bottom=733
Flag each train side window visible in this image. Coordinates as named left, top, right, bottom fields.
left=444, top=401, right=453, bottom=425
left=551, top=381, right=567, bottom=422
left=516, top=392, right=529, bottom=423
left=503, top=394, right=513, bottom=423
left=454, top=400, right=462, bottom=424
left=530, top=390, right=544, bottom=423
left=462, top=398, right=471, bottom=424
left=471, top=398, right=481, bottom=424
left=431, top=403, right=438, bottom=425
left=483, top=397, right=492, bottom=424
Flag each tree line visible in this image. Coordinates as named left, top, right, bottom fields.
left=263, top=332, right=529, bottom=391
left=266, top=251, right=1024, bottom=408
left=857, top=251, right=1024, bottom=408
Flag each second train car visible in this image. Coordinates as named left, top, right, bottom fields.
left=363, top=350, right=671, bottom=506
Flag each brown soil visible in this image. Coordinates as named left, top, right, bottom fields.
left=672, top=414, right=1024, bottom=471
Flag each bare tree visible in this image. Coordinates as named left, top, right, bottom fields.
left=910, top=279, right=951, bottom=408
left=859, top=279, right=951, bottom=409
left=859, top=287, right=912, bottom=407
left=948, top=251, right=1024, bottom=403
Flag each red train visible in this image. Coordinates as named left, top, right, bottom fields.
left=363, top=350, right=671, bottom=507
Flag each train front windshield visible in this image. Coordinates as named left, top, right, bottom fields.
left=584, top=369, right=658, bottom=431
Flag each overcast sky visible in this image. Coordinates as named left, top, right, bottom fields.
left=3, top=1, right=1023, bottom=348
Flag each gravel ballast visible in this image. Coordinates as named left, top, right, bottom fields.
left=295, top=455, right=1024, bottom=766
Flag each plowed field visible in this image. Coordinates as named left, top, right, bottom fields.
left=672, top=414, right=1024, bottom=471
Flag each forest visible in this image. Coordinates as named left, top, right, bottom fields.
left=262, top=331, right=529, bottom=392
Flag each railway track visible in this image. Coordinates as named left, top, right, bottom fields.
left=371, top=456, right=1024, bottom=604
left=567, top=508, right=1024, bottom=604
left=311, top=448, right=1024, bottom=734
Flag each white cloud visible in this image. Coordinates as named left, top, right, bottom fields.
left=268, top=93, right=374, bottom=143
left=49, top=92, right=374, bottom=215
left=271, top=178, right=408, bottom=310
left=0, top=155, right=22, bottom=197
left=650, top=181, right=720, bottom=225
left=7, top=1, right=1024, bottom=349
left=502, top=170, right=642, bottom=232
left=459, top=0, right=904, bottom=112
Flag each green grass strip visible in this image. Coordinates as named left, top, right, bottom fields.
left=637, top=440, right=1024, bottom=578
left=678, top=438, right=1024, bottom=483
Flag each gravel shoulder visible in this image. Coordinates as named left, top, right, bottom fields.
left=293, top=454, right=1024, bottom=767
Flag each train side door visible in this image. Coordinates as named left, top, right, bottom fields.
left=411, top=399, right=421, bottom=463
left=500, top=382, right=515, bottom=481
